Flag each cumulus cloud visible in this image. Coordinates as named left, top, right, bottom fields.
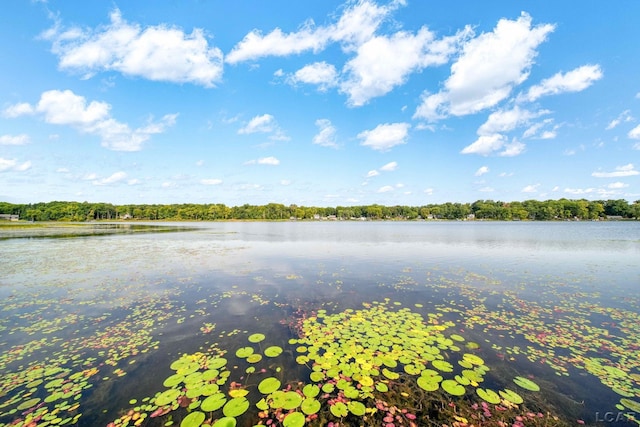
left=2, top=102, right=34, bottom=118
left=461, top=134, right=506, bottom=156
left=245, top=156, right=280, bottom=166
left=92, top=171, right=126, bottom=185
left=358, top=122, right=409, bottom=151
left=606, top=110, right=633, bottom=130
left=340, top=27, right=470, bottom=106
left=377, top=185, right=394, bottom=193
left=4, top=89, right=176, bottom=151
left=226, top=0, right=392, bottom=63
left=0, top=158, right=31, bottom=172
left=0, top=134, right=30, bottom=145
left=238, top=114, right=288, bottom=140
left=477, top=106, right=550, bottom=136
left=522, top=184, right=540, bottom=193
left=608, top=182, right=628, bottom=189
left=628, top=124, right=640, bottom=140
left=592, top=163, right=639, bottom=178
left=312, top=119, right=338, bottom=148
left=366, top=170, right=380, bottom=178
left=475, top=166, right=489, bottom=176
left=380, top=161, right=398, bottom=172
left=43, top=9, right=223, bottom=87
left=201, top=178, right=223, bottom=185
left=519, top=64, right=602, bottom=102
left=414, top=12, right=554, bottom=121
left=290, top=62, right=338, bottom=91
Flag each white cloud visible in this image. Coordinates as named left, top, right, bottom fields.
left=0, top=134, right=30, bottom=145
left=5, top=90, right=176, bottom=151
left=258, top=156, right=280, bottom=165
left=475, top=166, right=489, bottom=176
left=377, top=185, right=394, bottom=193
left=44, top=9, right=223, bottom=87
left=477, top=106, right=549, bottom=136
left=312, top=119, right=338, bottom=148
left=0, top=158, right=31, bottom=172
left=592, top=163, right=639, bottom=178
left=479, top=187, right=495, bottom=193
left=423, top=188, right=434, bottom=195
left=358, top=122, right=409, bottom=151
left=608, top=182, right=628, bottom=189
left=127, top=179, right=140, bottom=185
left=56, top=167, right=69, bottom=173
left=93, top=171, right=126, bottom=185
left=522, top=184, right=540, bottom=193
left=628, top=124, right=640, bottom=140
left=238, top=114, right=275, bottom=134
left=461, top=134, right=506, bottom=156
left=414, top=12, right=554, bottom=121
left=366, top=170, right=380, bottom=178
left=520, top=64, right=602, bottom=102
left=380, top=161, right=398, bottom=172
left=290, top=62, right=338, bottom=91
left=498, top=140, right=526, bottom=157
left=280, top=179, right=291, bottom=186
left=564, top=187, right=595, bottom=195
left=201, top=178, right=223, bottom=185
left=340, top=27, right=470, bottom=106
left=2, top=102, right=34, bottom=118
left=226, top=0, right=392, bottom=64
left=606, top=110, right=633, bottom=130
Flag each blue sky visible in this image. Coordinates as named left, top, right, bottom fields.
left=1, top=0, right=639, bottom=206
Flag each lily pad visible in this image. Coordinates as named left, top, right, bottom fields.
left=499, top=389, right=524, bottom=405
left=303, top=384, right=320, bottom=398
left=283, top=411, right=306, bottom=427
left=248, top=333, right=266, bottom=343
left=181, top=411, right=205, bottom=427
left=212, top=417, right=237, bottom=427
left=222, top=397, right=250, bottom=417
left=235, top=347, right=254, bottom=358
left=330, top=401, right=348, bottom=418
left=348, top=401, right=367, bottom=416
left=258, top=377, right=281, bottom=394
left=264, top=346, right=283, bottom=357
left=156, top=388, right=182, bottom=406
left=441, top=379, right=465, bottom=396
left=246, top=354, right=263, bottom=363
left=513, top=376, right=540, bottom=391
left=432, top=360, right=454, bottom=372
left=16, top=397, right=41, bottom=411
left=417, top=376, right=440, bottom=392
left=477, top=388, right=501, bottom=404
left=620, top=398, right=640, bottom=412
left=201, top=393, right=227, bottom=412
left=301, top=398, right=321, bottom=415
left=281, top=391, right=303, bottom=410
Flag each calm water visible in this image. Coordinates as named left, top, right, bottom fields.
left=1, top=221, right=639, bottom=426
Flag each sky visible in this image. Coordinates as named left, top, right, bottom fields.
left=1, top=0, right=639, bottom=206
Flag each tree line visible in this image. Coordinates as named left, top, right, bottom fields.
left=1, top=199, right=639, bottom=222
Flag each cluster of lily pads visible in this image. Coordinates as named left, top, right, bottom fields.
left=101, top=300, right=568, bottom=427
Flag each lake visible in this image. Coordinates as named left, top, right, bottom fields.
left=1, top=221, right=639, bottom=427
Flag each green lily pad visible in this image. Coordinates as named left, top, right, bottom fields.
left=264, top=346, right=283, bottom=357
left=208, top=358, right=228, bottom=370
left=462, top=353, right=485, bottom=366
left=499, top=389, right=524, bottom=405
left=330, top=402, right=348, bottom=417
left=432, top=360, right=454, bottom=372
left=376, top=382, right=389, bottom=392
left=163, top=374, right=185, bottom=387
left=17, top=397, right=41, bottom=411
left=156, top=388, right=182, bottom=406
left=513, top=376, right=540, bottom=391
left=620, top=398, right=640, bottom=412
left=348, top=401, right=366, bottom=416
left=248, top=333, right=266, bottom=343
left=222, top=397, right=250, bottom=417
left=301, top=398, right=321, bottom=415
left=441, top=379, right=465, bottom=396
left=180, top=411, right=205, bottom=427
left=201, top=393, right=227, bottom=412
left=283, top=411, right=306, bottom=427
left=281, top=391, right=303, bottom=410
left=303, top=384, right=320, bottom=398
left=246, top=354, right=263, bottom=363
left=258, top=377, right=281, bottom=394
left=309, top=371, right=324, bottom=382
left=212, top=417, right=237, bottom=427
left=235, top=347, right=254, bottom=358
left=417, top=376, right=440, bottom=391
left=477, top=388, right=501, bottom=404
